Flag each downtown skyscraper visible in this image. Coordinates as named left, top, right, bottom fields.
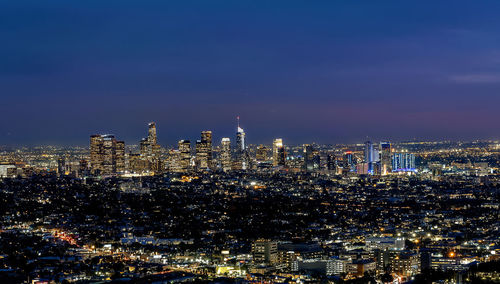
left=195, top=131, right=213, bottom=171
left=220, top=138, right=232, bottom=172
left=234, top=117, right=248, bottom=170
left=273, top=138, right=286, bottom=167
left=90, top=134, right=125, bottom=175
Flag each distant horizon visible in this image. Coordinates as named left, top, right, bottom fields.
left=1, top=128, right=498, bottom=149
left=3, top=1, right=500, bottom=145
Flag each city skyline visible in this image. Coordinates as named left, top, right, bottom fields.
left=1, top=2, right=500, bottom=283
left=3, top=1, right=500, bottom=145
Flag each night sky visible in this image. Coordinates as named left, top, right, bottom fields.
left=2, top=1, right=500, bottom=146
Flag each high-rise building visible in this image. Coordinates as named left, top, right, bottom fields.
left=345, top=151, right=355, bottom=171
left=115, top=140, right=125, bottom=173
left=273, top=138, right=286, bottom=167
left=195, top=131, right=213, bottom=170
left=140, top=122, right=161, bottom=160
left=364, top=141, right=374, bottom=174
left=90, top=134, right=124, bottom=175
left=220, top=138, right=231, bottom=172
left=178, top=140, right=191, bottom=172
left=235, top=117, right=248, bottom=170
left=304, top=144, right=320, bottom=172
left=256, top=145, right=269, bottom=162
left=252, top=239, right=278, bottom=265
left=148, top=122, right=157, bottom=145
left=138, top=122, right=162, bottom=173
left=392, top=152, right=416, bottom=172
left=236, top=117, right=245, bottom=152
left=327, top=154, right=336, bottom=171
left=380, top=142, right=392, bottom=175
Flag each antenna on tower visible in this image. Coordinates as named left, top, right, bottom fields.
left=237, top=116, right=240, bottom=128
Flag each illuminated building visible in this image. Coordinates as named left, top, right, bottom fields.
left=304, top=144, right=320, bottom=171
left=380, top=142, right=392, bottom=175
left=364, top=141, right=374, bottom=174
left=256, top=145, right=269, bottom=162
left=327, top=154, right=336, bottom=171
left=178, top=140, right=191, bottom=172
left=90, top=134, right=124, bottom=175
left=252, top=239, right=278, bottom=265
left=356, top=162, right=370, bottom=175
left=273, top=138, right=286, bottom=167
left=166, top=150, right=182, bottom=172
left=345, top=151, right=355, bottom=171
left=115, top=140, right=125, bottom=172
left=220, top=138, right=231, bottom=172
left=235, top=117, right=248, bottom=170
left=148, top=122, right=157, bottom=144
left=195, top=131, right=213, bottom=171
left=139, top=122, right=162, bottom=172
left=392, top=152, right=416, bottom=172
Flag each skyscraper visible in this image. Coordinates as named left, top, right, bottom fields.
left=220, top=138, right=232, bottom=172
left=345, top=151, right=354, bottom=171
left=392, top=151, right=416, bottom=172
left=304, top=144, right=320, bottom=172
left=148, top=122, right=157, bottom=145
left=380, top=142, right=392, bottom=175
left=178, top=140, right=191, bottom=172
left=115, top=140, right=125, bottom=173
left=364, top=141, right=374, bottom=174
left=235, top=117, right=248, bottom=170
left=139, top=122, right=162, bottom=173
left=90, top=134, right=124, bottom=176
left=140, top=122, right=160, bottom=160
left=195, top=131, right=213, bottom=171
left=256, top=145, right=269, bottom=162
left=326, top=154, right=336, bottom=172
left=273, top=138, right=286, bottom=167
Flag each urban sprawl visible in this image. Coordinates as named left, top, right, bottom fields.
left=0, top=121, right=499, bottom=283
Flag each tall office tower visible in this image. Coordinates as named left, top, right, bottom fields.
left=392, top=152, right=416, bottom=172
left=236, top=117, right=245, bottom=152
left=148, top=122, right=157, bottom=144
left=102, top=135, right=117, bottom=175
left=235, top=117, right=248, bottom=170
left=304, top=144, right=313, bottom=171
left=167, top=150, right=182, bottom=172
left=364, top=141, right=374, bottom=174
left=220, top=138, right=232, bottom=172
left=115, top=140, right=125, bottom=173
left=380, top=142, right=392, bottom=175
left=90, top=135, right=103, bottom=174
left=178, top=140, right=191, bottom=172
left=140, top=122, right=160, bottom=158
left=256, top=145, right=269, bottom=162
left=345, top=151, right=354, bottom=171
left=90, top=134, right=123, bottom=175
left=273, top=138, right=286, bottom=167
left=195, top=131, right=213, bottom=171
left=138, top=122, right=162, bottom=173
left=303, top=144, right=320, bottom=172
left=252, top=239, right=278, bottom=265
left=326, top=154, right=336, bottom=171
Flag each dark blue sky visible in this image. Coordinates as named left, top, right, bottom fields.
left=2, top=1, right=500, bottom=146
